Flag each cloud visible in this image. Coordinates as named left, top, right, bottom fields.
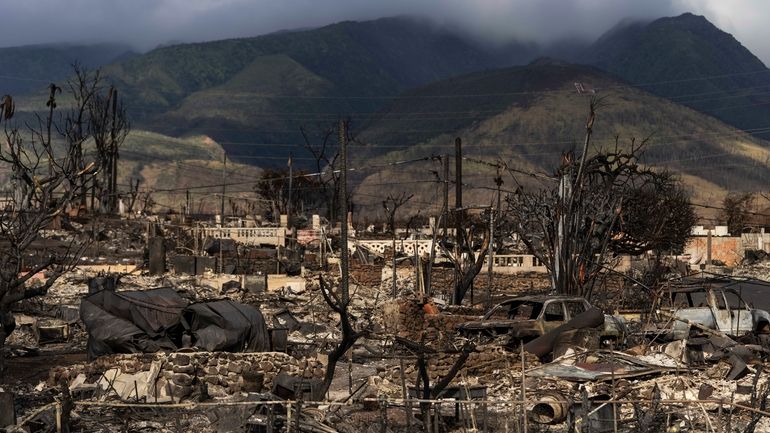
left=0, top=0, right=767, bottom=63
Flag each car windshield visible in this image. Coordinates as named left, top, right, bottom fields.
left=504, top=301, right=542, bottom=320
left=484, top=300, right=545, bottom=320
left=669, top=291, right=708, bottom=308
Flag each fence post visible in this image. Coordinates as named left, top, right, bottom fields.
left=434, top=401, right=440, bottom=433
left=379, top=395, right=388, bottom=433
left=399, top=358, right=413, bottom=431
left=55, top=402, right=62, bottom=433
left=295, top=397, right=302, bottom=433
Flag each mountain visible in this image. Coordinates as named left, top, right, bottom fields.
left=0, top=129, right=261, bottom=213
left=351, top=60, right=770, bottom=217
left=97, top=16, right=553, bottom=166
left=0, top=43, right=136, bottom=95
left=582, top=13, right=770, bottom=138
left=116, top=131, right=261, bottom=212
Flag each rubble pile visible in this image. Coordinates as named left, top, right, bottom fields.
left=381, top=298, right=479, bottom=347
left=49, top=352, right=325, bottom=402
left=398, top=345, right=538, bottom=383
left=9, top=213, right=770, bottom=433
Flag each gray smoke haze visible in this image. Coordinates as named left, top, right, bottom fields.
left=2, top=0, right=769, bottom=63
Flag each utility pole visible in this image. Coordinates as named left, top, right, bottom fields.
left=495, top=170, right=503, bottom=218
left=486, top=208, right=495, bottom=309
left=109, top=87, right=118, bottom=214
left=454, top=137, right=463, bottom=304
left=455, top=138, right=463, bottom=228
left=287, top=152, right=293, bottom=229
left=339, top=120, right=350, bottom=304
left=443, top=154, right=449, bottom=238
left=220, top=150, right=227, bottom=225
left=219, top=150, right=226, bottom=274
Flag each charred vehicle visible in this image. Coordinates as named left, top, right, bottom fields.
left=457, top=296, right=626, bottom=345
left=652, top=286, right=770, bottom=340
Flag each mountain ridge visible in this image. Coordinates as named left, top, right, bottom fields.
left=582, top=12, right=770, bottom=137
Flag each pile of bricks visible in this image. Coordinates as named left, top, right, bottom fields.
left=381, top=298, right=478, bottom=347
left=350, top=263, right=382, bottom=287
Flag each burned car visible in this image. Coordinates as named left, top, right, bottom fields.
left=652, top=286, right=770, bottom=340
left=458, top=295, right=626, bottom=346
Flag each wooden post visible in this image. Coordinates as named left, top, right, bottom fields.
left=339, top=119, right=349, bottom=304
left=707, top=227, right=712, bottom=266
left=454, top=139, right=463, bottom=302
left=220, top=151, right=227, bottom=223
left=426, top=214, right=441, bottom=297
left=392, top=236, right=397, bottom=298
left=109, top=88, right=119, bottom=214
left=400, top=358, right=413, bottom=431
left=294, top=398, right=302, bottom=433
left=443, top=155, right=449, bottom=238
left=380, top=395, right=388, bottom=433
left=486, top=207, right=495, bottom=309
left=55, top=402, right=62, bottom=433
left=521, top=343, right=528, bottom=433
left=287, top=153, right=293, bottom=229
left=415, top=239, right=422, bottom=296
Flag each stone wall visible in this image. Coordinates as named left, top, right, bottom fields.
left=382, top=299, right=480, bottom=348
left=50, top=351, right=324, bottom=402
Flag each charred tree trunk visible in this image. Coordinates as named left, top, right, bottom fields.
left=451, top=228, right=490, bottom=305
left=318, top=123, right=366, bottom=396
left=0, top=311, right=12, bottom=379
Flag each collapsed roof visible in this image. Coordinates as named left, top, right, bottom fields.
left=80, top=287, right=269, bottom=358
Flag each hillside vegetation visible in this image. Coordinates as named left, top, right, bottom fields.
left=98, top=17, right=543, bottom=164
left=116, top=131, right=262, bottom=212
left=583, top=13, right=770, bottom=138
left=0, top=43, right=134, bottom=95
left=352, top=62, right=770, bottom=218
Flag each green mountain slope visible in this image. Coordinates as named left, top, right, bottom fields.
left=582, top=13, right=770, bottom=137
left=352, top=61, right=770, bottom=217
left=100, top=16, right=538, bottom=165
left=0, top=43, right=135, bottom=95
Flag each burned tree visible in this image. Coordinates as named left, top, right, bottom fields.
left=441, top=212, right=491, bottom=305
left=88, top=75, right=129, bottom=214
left=318, top=275, right=367, bottom=394
left=301, top=125, right=339, bottom=223
left=255, top=168, right=319, bottom=223
left=505, top=100, right=695, bottom=298
left=317, top=119, right=368, bottom=395
left=255, top=168, right=291, bottom=221
left=382, top=192, right=413, bottom=234
left=0, top=84, right=97, bottom=374
left=720, top=192, right=756, bottom=235
left=300, top=119, right=358, bottom=226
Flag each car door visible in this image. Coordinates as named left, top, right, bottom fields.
left=564, top=300, right=587, bottom=321
left=542, top=301, right=566, bottom=333
left=709, top=290, right=734, bottom=334
left=723, top=289, right=754, bottom=335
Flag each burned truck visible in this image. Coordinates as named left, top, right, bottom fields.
left=647, top=286, right=770, bottom=341
left=458, top=295, right=626, bottom=348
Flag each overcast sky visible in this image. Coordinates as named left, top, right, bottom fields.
left=2, top=0, right=770, bottom=64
